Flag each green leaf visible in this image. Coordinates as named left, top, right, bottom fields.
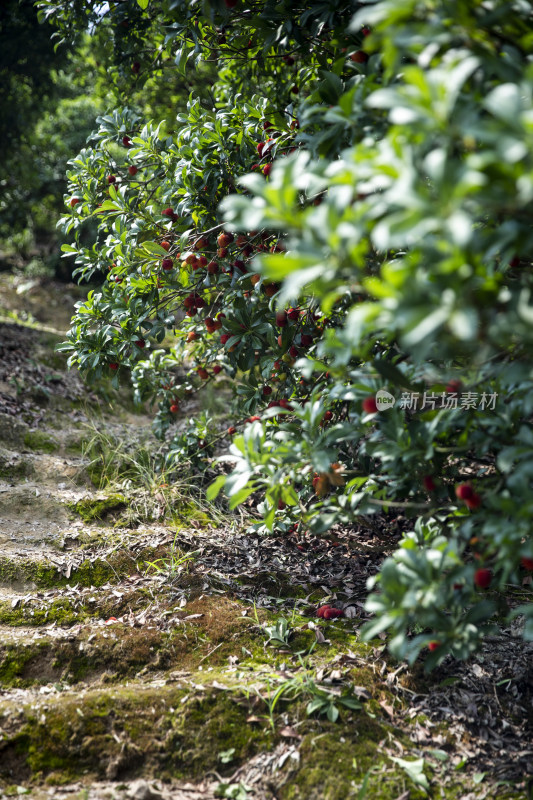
left=206, top=474, right=226, bottom=501
left=136, top=0, right=149, bottom=8
left=389, top=757, right=429, bottom=793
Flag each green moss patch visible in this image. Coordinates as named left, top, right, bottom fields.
left=69, top=493, right=127, bottom=522
left=23, top=430, right=59, bottom=454
left=0, top=683, right=275, bottom=784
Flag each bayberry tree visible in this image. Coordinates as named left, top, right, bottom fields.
left=40, top=0, right=533, bottom=669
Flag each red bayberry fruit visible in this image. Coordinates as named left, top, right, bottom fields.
left=509, top=255, right=520, bottom=267
left=212, top=365, right=222, bottom=375
left=170, top=403, right=179, bottom=413
left=227, top=425, right=237, bottom=435
left=257, top=142, right=265, bottom=157
left=428, top=641, right=440, bottom=652
left=132, top=61, right=140, bottom=73
left=350, top=50, right=368, bottom=63
left=217, top=232, right=234, bottom=247
left=162, top=207, right=175, bottom=218
left=521, top=556, right=533, bottom=570
left=290, top=84, right=299, bottom=94
left=109, top=362, right=119, bottom=370
left=316, top=605, right=331, bottom=618
left=474, top=568, right=492, bottom=589
left=162, top=258, right=173, bottom=271
left=322, top=607, right=343, bottom=620
left=107, top=175, right=116, bottom=184
left=246, top=415, right=261, bottom=423
left=362, top=396, right=378, bottom=414
left=455, top=483, right=474, bottom=500
left=128, top=165, right=138, bottom=176
left=135, top=339, right=145, bottom=348
left=465, top=492, right=481, bottom=510
left=262, top=385, right=272, bottom=396
left=276, top=311, right=288, bottom=327
left=300, top=333, right=313, bottom=347
left=220, top=334, right=231, bottom=345
left=197, top=367, right=209, bottom=380
left=161, top=241, right=171, bottom=251
left=287, top=307, right=299, bottom=321
left=122, top=136, right=132, bottom=147
left=283, top=55, right=295, bottom=65
left=69, top=197, right=80, bottom=207
left=263, top=163, right=272, bottom=177
left=323, top=410, right=333, bottom=422
left=446, top=379, right=462, bottom=394
left=423, top=475, right=436, bottom=492
left=289, top=345, right=299, bottom=359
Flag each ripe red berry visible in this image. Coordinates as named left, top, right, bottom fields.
left=455, top=483, right=474, bottom=500
left=423, top=475, right=436, bottom=492
left=521, top=556, right=533, bottom=570
left=135, top=339, right=145, bottom=348
left=262, top=385, right=272, bottom=396
left=323, top=410, right=333, bottom=422
left=474, top=568, right=492, bottom=589
left=220, top=334, right=230, bottom=345
left=162, top=258, right=173, bottom=271
left=446, top=379, right=462, bottom=394
left=289, top=345, right=299, bottom=358
left=276, top=311, right=288, bottom=327
left=300, top=333, right=313, bottom=347
left=509, top=255, right=521, bottom=267
left=428, top=640, right=440, bottom=652
left=132, top=61, right=140, bottom=73
left=212, top=365, right=222, bottom=375
left=290, top=85, right=299, bottom=94
left=122, top=136, right=132, bottom=147
left=263, top=163, right=272, bottom=177
left=316, top=605, right=331, bottom=618
left=465, top=492, right=481, bottom=510
left=161, top=241, right=171, bottom=251
left=350, top=50, right=368, bottom=63
left=170, top=403, right=179, bottom=413
left=69, top=197, right=80, bottom=207
left=322, top=607, right=343, bottom=620
left=197, top=367, right=209, bottom=380
left=287, top=307, right=300, bottom=321
left=362, top=396, right=378, bottom=414
left=128, top=165, right=138, bottom=176
left=109, top=362, right=119, bottom=370
left=257, top=142, right=265, bottom=157
left=107, top=175, right=116, bottom=184
left=227, top=425, right=237, bottom=435
left=246, top=415, right=261, bottom=423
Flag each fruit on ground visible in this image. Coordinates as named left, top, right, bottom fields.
left=474, top=568, right=492, bottom=589
left=316, top=605, right=332, bottom=618
left=323, top=607, right=343, bottom=620
left=362, top=396, right=378, bottom=414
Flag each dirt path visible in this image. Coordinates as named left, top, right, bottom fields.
left=0, top=274, right=531, bottom=800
